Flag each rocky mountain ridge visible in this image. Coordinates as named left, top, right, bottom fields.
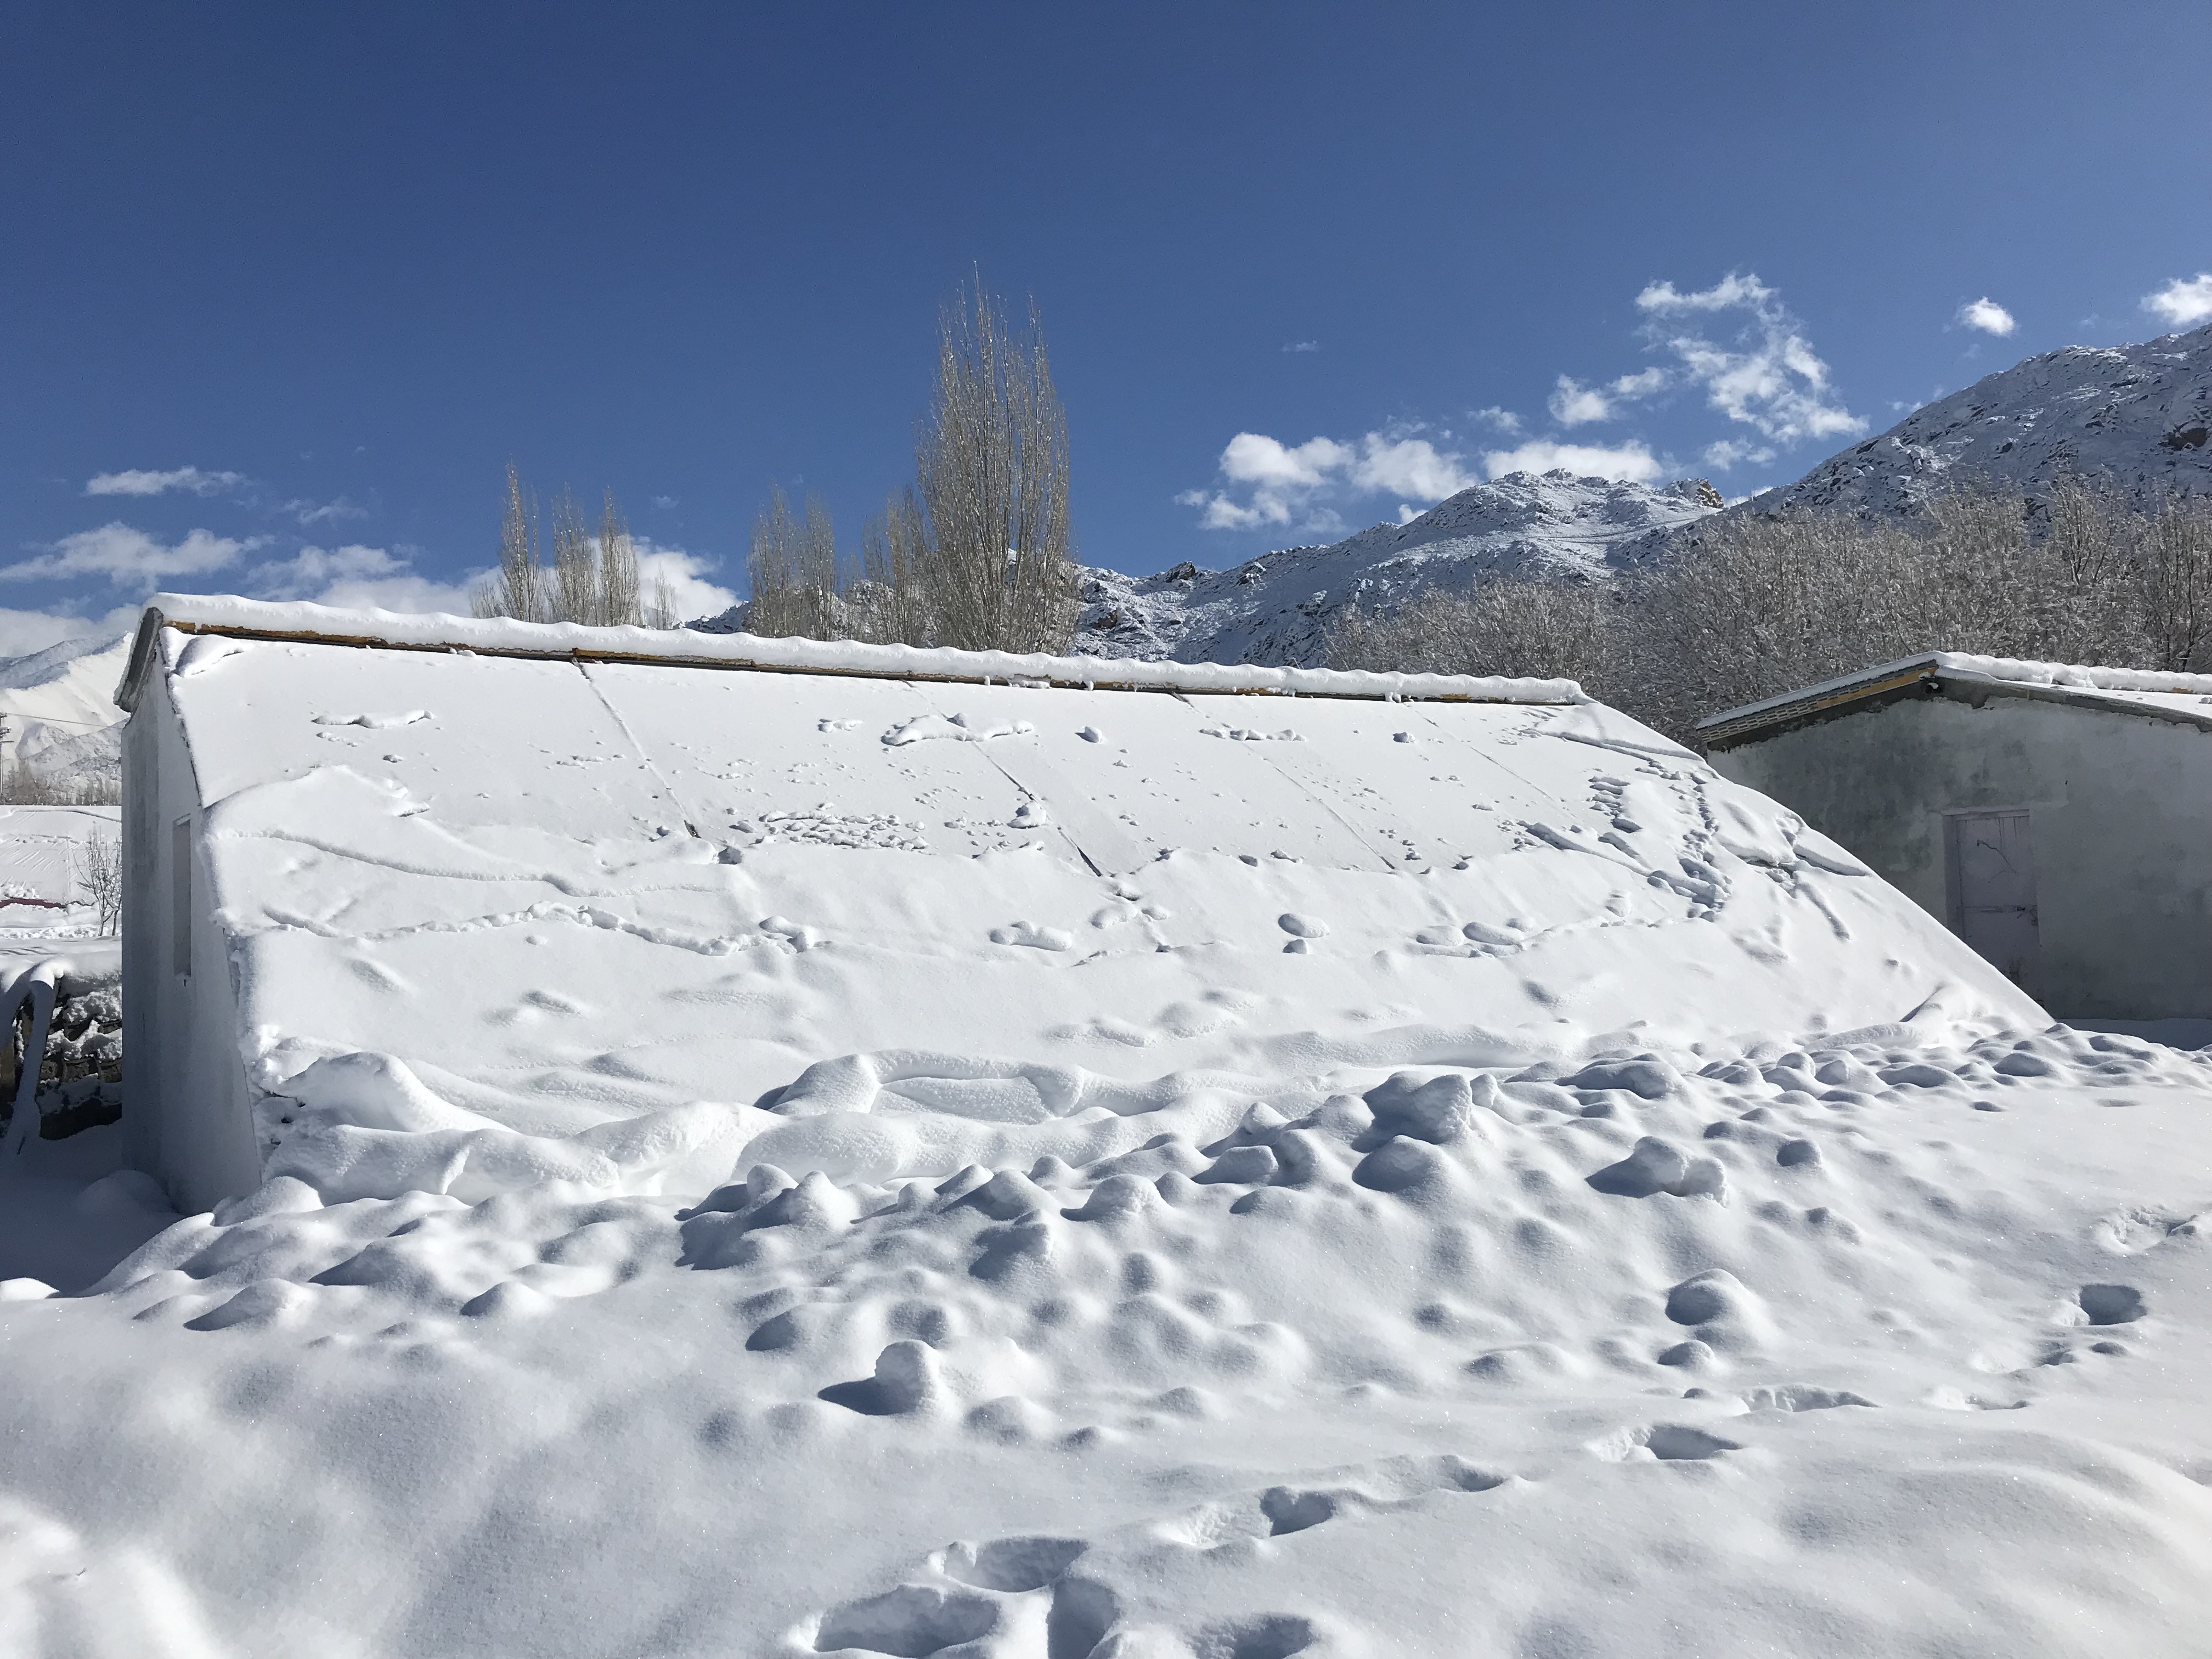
left=1069, top=472, right=1720, bottom=667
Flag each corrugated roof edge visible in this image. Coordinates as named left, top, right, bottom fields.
left=114, top=594, right=1590, bottom=714
left=1697, top=651, right=2212, bottom=744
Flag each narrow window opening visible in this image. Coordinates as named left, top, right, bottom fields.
left=172, top=817, right=193, bottom=979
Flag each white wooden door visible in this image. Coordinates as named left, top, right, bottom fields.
left=1949, top=810, right=2039, bottom=983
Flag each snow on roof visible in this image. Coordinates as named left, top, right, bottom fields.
left=118, top=594, right=1589, bottom=713
left=1699, top=651, right=2212, bottom=744
left=132, top=602, right=2037, bottom=1207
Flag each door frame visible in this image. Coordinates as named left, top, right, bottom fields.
left=1940, top=805, right=2035, bottom=935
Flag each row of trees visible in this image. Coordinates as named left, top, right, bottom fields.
left=744, top=281, right=1079, bottom=654
left=0, top=761, right=118, bottom=806
left=473, top=280, right=1076, bottom=652
left=1330, top=478, right=2212, bottom=743
left=472, top=469, right=681, bottom=629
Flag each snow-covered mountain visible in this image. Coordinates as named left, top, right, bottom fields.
left=1753, top=319, right=2212, bottom=519
left=0, top=634, right=131, bottom=786
left=1069, top=471, right=1722, bottom=667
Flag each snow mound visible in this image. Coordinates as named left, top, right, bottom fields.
left=28, top=1018, right=2212, bottom=1655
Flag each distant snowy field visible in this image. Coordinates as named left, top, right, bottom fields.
left=2, top=607, right=2210, bottom=1657
left=0, top=803, right=118, bottom=953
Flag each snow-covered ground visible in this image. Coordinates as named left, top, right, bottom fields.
left=0, top=803, right=120, bottom=956
left=3, top=603, right=2209, bottom=1656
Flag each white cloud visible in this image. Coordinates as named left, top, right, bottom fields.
left=238, top=543, right=480, bottom=617
left=1547, top=367, right=1667, bottom=427
left=1955, top=297, right=2016, bottom=336
left=1478, top=440, right=1662, bottom=484
left=250, top=543, right=414, bottom=595
left=283, top=496, right=369, bottom=526
left=0, top=523, right=254, bottom=585
left=1634, top=272, right=1775, bottom=314
left=634, top=542, right=738, bottom=623
left=1548, top=377, right=1613, bottom=426
left=0, top=603, right=142, bottom=658
left=1281, top=340, right=1320, bottom=354
left=650, top=495, right=678, bottom=510
left=307, top=574, right=486, bottom=616
left=2143, top=273, right=2212, bottom=329
left=83, top=466, right=244, bottom=498
left=1634, top=272, right=1865, bottom=445
left=1350, top=435, right=1477, bottom=500
left=1180, top=427, right=1476, bottom=534
left=1470, top=406, right=1522, bottom=435
left=1702, top=438, right=1776, bottom=470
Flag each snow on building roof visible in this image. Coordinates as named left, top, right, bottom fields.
left=1697, top=651, right=2212, bottom=748
left=125, top=596, right=2036, bottom=1207
left=117, top=594, right=1589, bottom=713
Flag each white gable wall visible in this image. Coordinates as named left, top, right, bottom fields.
left=1711, top=691, right=2212, bottom=1019
left=121, top=664, right=260, bottom=1211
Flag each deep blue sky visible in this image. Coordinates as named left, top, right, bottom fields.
left=4, top=2, right=2209, bottom=651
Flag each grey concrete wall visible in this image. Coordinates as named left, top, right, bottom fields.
left=1712, top=693, right=2212, bottom=1020
left=121, top=672, right=260, bottom=1212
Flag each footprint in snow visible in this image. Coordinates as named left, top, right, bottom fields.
left=1278, top=913, right=1327, bottom=955
left=758, top=915, right=820, bottom=951
left=990, top=921, right=1072, bottom=951
left=314, top=710, right=430, bottom=729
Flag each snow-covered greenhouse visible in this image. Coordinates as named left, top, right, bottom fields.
left=115, top=595, right=2031, bottom=1213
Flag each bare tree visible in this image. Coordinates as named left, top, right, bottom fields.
left=550, top=487, right=597, bottom=626
left=2140, top=494, right=2212, bottom=671
left=853, top=488, right=934, bottom=645
left=644, top=569, right=681, bottom=630
left=915, top=280, right=1076, bottom=653
left=74, top=831, right=122, bottom=935
left=745, top=484, right=840, bottom=640
left=599, top=490, right=642, bottom=627
left=473, top=462, right=545, bottom=622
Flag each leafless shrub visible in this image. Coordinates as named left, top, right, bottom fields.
left=73, top=832, right=122, bottom=935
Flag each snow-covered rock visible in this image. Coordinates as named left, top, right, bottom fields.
left=1071, top=471, right=1722, bottom=668
left=1753, top=320, right=2212, bottom=520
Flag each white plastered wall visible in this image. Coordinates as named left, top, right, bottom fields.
left=1711, top=692, right=2212, bottom=1020
left=121, top=664, right=259, bottom=1211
